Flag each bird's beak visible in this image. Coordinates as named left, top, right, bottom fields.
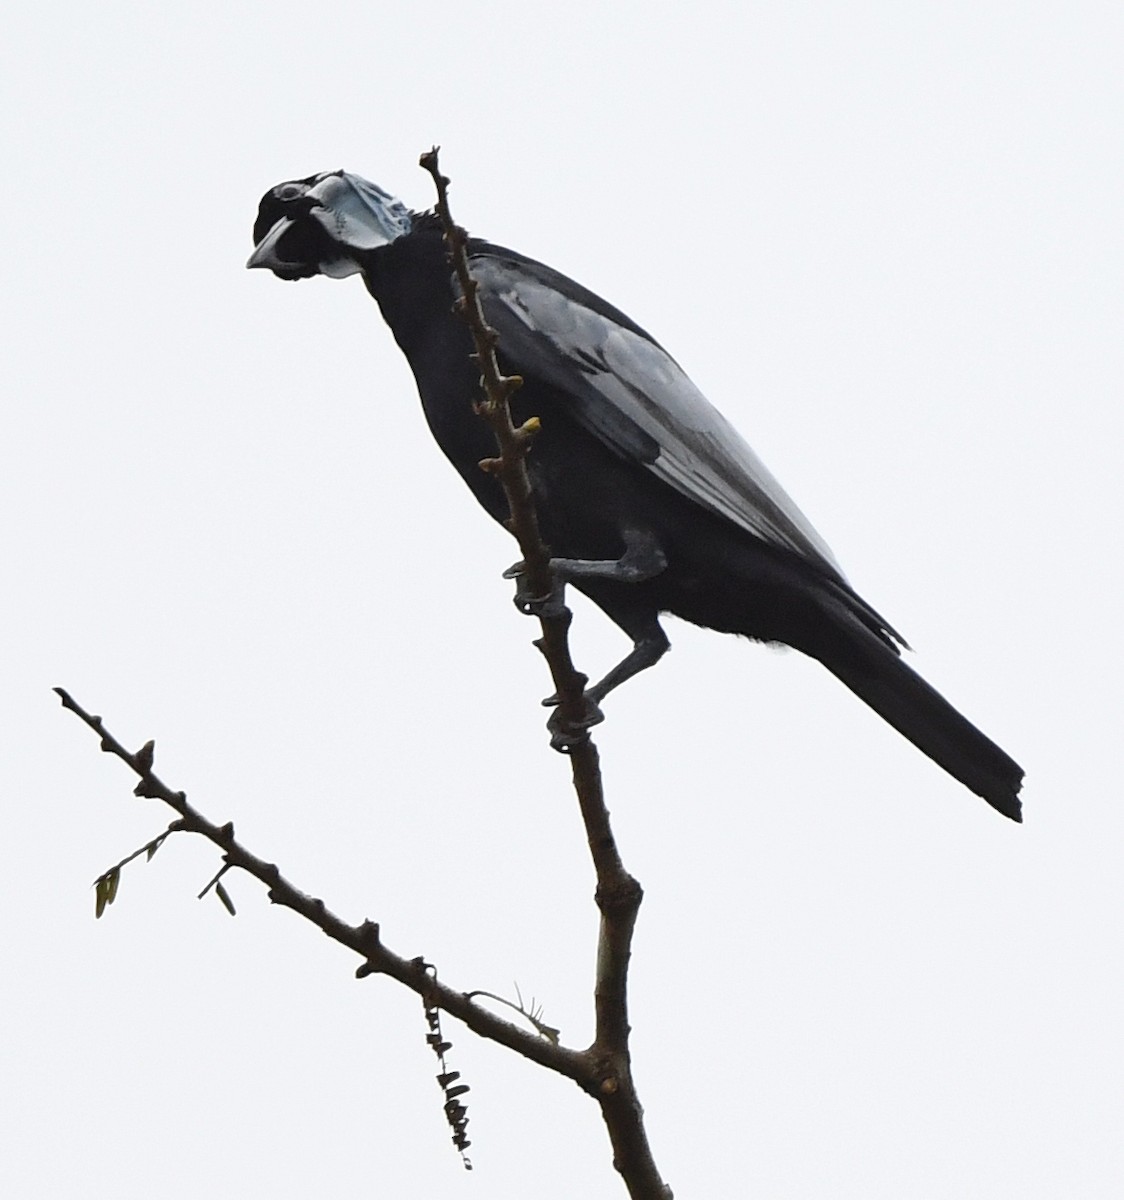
left=246, top=216, right=295, bottom=271
left=247, top=170, right=408, bottom=279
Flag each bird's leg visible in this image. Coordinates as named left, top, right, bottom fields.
left=584, top=625, right=671, bottom=706
left=542, top=620, right=669, bottom=707
left=504, top=528, right=668, bottom=618
left=502, top=530, right=670, bottom=751
left=542, top=623, right=670, bottom=751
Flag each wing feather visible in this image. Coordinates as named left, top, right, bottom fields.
left=468, top=250, right=844, bottom=580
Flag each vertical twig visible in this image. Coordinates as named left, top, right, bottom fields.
left=419, top=148, right=672, bottom=1200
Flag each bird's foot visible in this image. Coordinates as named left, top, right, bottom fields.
left=546, top=695, right=604, bottom=753
left=503, top=560, right=567, bottom=619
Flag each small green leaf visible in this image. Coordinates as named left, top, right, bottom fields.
left=95, top=877, right=109, bottom=919
left=105, top=870, right=120, bottom=906
left=214, top=880, right=236, bottom=916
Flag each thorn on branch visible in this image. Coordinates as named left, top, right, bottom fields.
left=133, top=776, right=162, bottom=800
left=135, top=740, right=155, bottom=773
left=353, top=920, right=381, bottom=971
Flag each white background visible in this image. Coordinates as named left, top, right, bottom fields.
left=2, top=2, right=1121, bottom=1196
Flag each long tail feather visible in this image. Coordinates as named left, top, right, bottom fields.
left=815, top=604, right=1023, bottom=820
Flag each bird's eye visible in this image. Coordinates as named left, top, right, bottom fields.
left=275, top=182, right=305, bottom=202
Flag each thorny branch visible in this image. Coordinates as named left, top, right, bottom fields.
left=57, top=686, right=583, bottom=1083
left=60, top=683, right=667, bottom=1194
left=61, top=150, right=671, bottom=1200
left=419, top=147, right=668, bottom=1198
left=417, top=147, right=590, bottom=748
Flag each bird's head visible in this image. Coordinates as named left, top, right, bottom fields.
left=247, top=170, right=412, bottom=280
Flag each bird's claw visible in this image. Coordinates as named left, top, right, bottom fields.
left=547, top=696, right=604, bottom=753
left=504, top=560, right=567, bottom=618
left=519, top=592, right=567, bottom=618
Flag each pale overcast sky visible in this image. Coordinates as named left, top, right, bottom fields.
left=3, top=2, right=1122, bottom=1196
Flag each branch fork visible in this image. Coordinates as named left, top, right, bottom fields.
left=59, top=150, right=673, bottom=1200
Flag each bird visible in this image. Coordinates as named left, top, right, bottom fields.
left=247, top=168, right=1023, bottom=821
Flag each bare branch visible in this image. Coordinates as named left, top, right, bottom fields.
left=55, top=686, right=590, bottom=1086
left=418, top=147, right=592, bottom=747
left=64, top=155, right=673, bottom=1200
left=418, top=149, right=672, bottom=1200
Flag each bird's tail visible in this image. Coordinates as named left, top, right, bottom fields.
left=812, top=595, right=1024, bottom=821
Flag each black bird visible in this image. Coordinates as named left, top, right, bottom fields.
left=248, top=169, right=1023, bottom=821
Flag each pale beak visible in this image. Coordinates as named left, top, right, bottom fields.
left=246, top=216, right=296, bottom=271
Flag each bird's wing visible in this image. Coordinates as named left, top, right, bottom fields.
left=468, top=249, right=845, bottom=579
